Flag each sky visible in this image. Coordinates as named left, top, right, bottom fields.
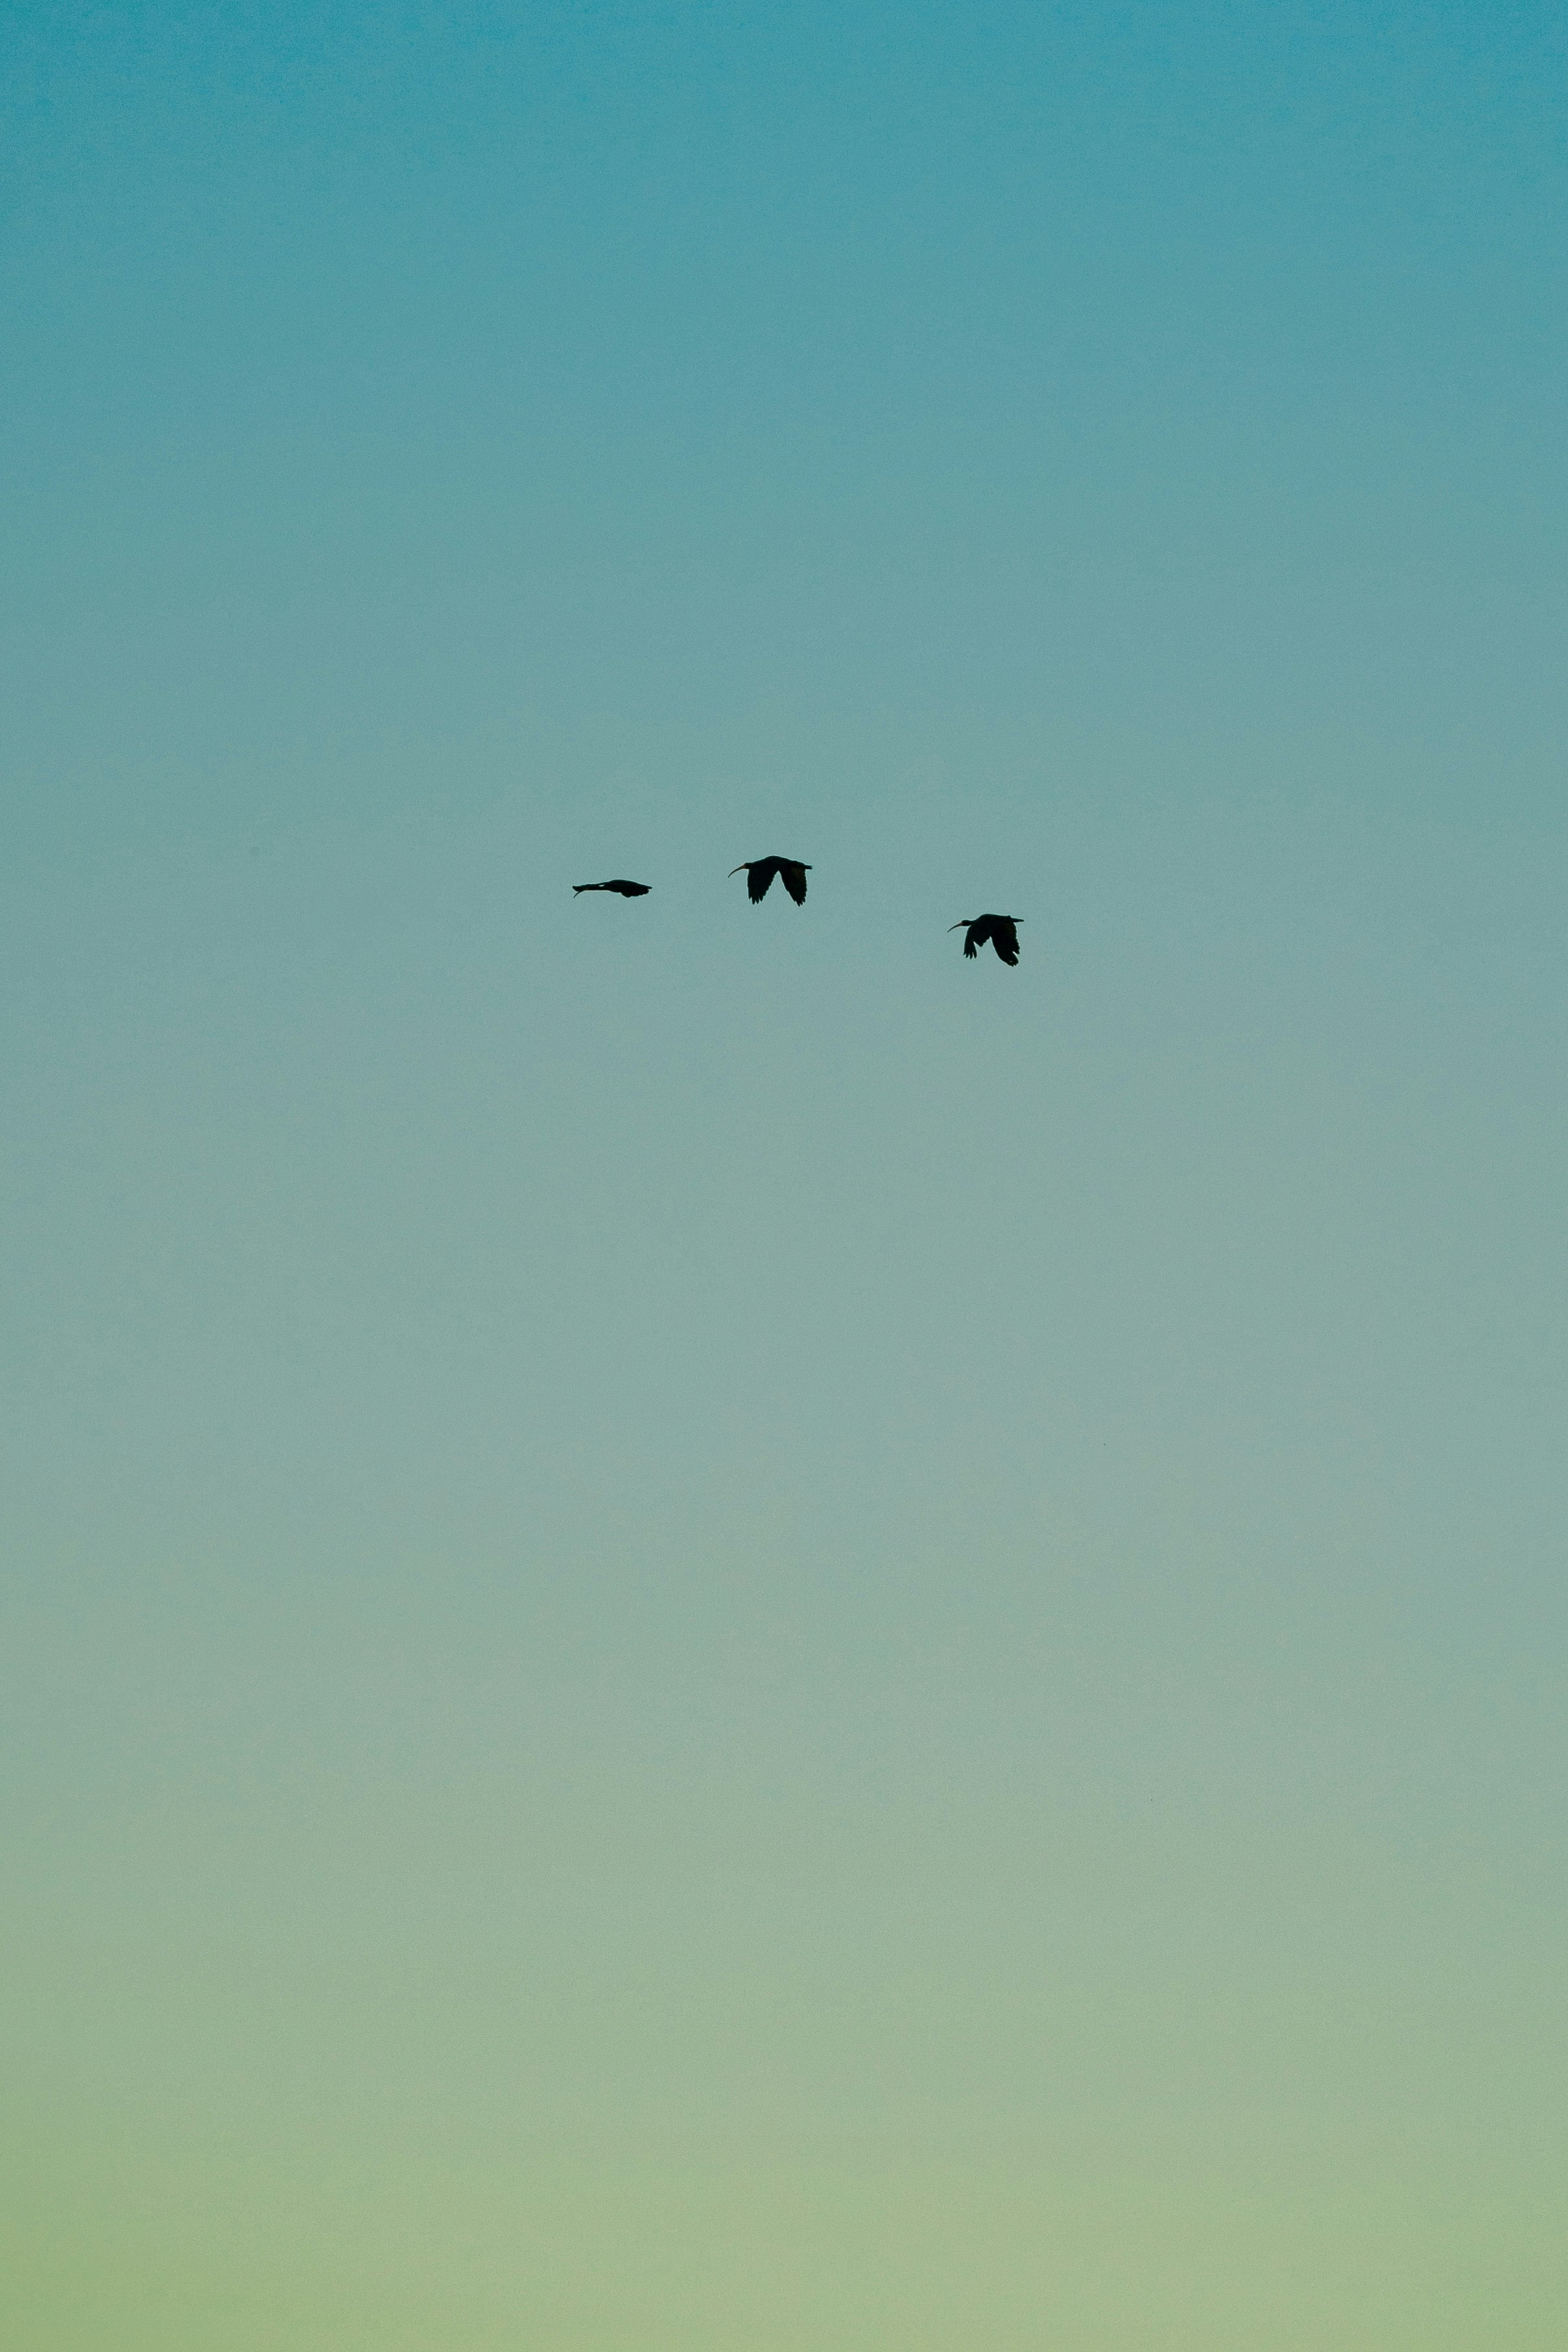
left=3, top=3, right=1566, bottom=2345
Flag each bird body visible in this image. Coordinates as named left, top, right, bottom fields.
left=950, top=914, right=1021, bottom=964
left=573, top=879, right=650, bottom=896
left=730, top=856, right=811, bottom=905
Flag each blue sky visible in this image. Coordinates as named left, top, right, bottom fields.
left=3, top=5, right=1567, bottom=2345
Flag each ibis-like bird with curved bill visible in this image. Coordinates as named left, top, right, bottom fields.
left=729, top=856, right=811, bottom=905
left=950, top=914, right=1021, bottom=965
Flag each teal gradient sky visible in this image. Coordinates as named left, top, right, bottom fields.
left=3, top=5, right=1566, bottom=2345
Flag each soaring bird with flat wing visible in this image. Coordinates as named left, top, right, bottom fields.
left=573, top=879, right=650, bottom=896
left=950, top=914, right=1021, bottom=964
left=729, top=856, right=811, bottom=905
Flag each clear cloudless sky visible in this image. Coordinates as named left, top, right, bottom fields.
left=3, top=3, right=1565, bottom=2346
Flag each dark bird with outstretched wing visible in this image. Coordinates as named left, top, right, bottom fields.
left=573, top=879, right=651, bottom=896
left=950, top=914, right=1021, bottom=964
left=729, top=856, right=811, bottom=905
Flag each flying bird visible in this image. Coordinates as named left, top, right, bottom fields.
left=573, top=879, right=650, bottom=896
left=729, top=856, right=811, bottom=905
left=950, top=914, right=1021, bottom=965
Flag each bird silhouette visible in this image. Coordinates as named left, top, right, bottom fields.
left=730, top=856, right=811, bottom=905
left=950, top=914, right=1021, bottom=964
left=573, top=879, right=650, bottom=896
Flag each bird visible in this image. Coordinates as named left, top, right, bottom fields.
left=729, top=856, right=811, bottom=905
left=950, top=914, right=1021, bottom=964
left=573, top=879, right=650, bottom=896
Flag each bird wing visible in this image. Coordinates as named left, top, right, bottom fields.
left=779, top=861, right=808, bottom=905
left=609, top=880, right=650, bottom=895
left=992, top=918, right=1019, bottom=964
left=747, top=859, right=776, bottom=902
left=962, top=921, right=982, bottom=957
